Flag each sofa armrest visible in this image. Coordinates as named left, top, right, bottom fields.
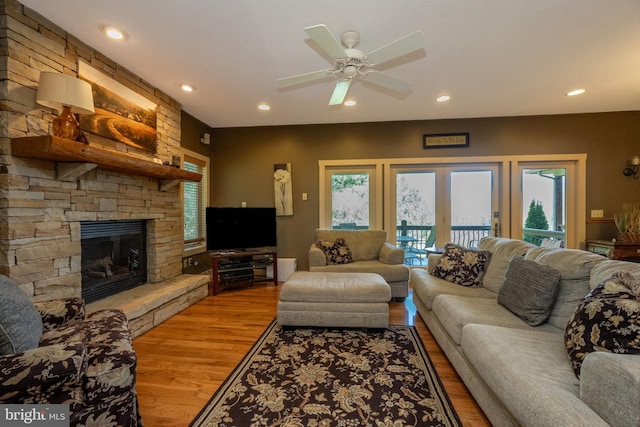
left=34, top=298, right=85, bottom=331
left=309, top=243, right=327, bottom=267
left=580, top=352, right=640, bottom=427
left=0, top=342, right=87, bottom=404
left=427, top=254, right=442, bottom=273
left=379, top=242, right=404, bottom=265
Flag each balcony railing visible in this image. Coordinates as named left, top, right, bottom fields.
left=522, top=228, right=566, bottom=246
left=332, top=222, right=564, bottom=253
left=396, top=221, right=493, bottom=249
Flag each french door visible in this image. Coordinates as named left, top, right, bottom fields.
left=387, top=164, right=501, bottom=248
left=511, top=159, right=584, bottom=248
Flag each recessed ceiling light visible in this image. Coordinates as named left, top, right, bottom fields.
left=100, top=24, right=127, bottom=40
left=181, top=84, right=194, bottom=92
left=258, top=104, right=271, bottom=111
left=566, top=89, right=586, bottom=96
left=343, top=100, right=356, bottom=107
left=436, top=95, right=451, bottom=102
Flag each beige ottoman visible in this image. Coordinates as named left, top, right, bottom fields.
left=277, top=271, right=391, bottom=328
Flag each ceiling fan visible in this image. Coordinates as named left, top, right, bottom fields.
left=277, top=24, right=427, bottom=106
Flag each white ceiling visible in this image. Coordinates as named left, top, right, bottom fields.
left=20, top=0, right=640, bottom=128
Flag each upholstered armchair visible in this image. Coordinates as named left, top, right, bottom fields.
left=309, top=229, right=410, bottom=301
left=0, top=275, right=142, bottom=426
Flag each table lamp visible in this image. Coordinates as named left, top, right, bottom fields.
left=36, top=71, right=95, bottom=141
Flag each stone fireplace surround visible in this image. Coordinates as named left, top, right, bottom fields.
left=2, top=153, right=209, bottom=337
left=0, top=1, right=208, bottom=338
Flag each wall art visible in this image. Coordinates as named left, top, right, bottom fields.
left=274, top=163, right=293, bottom=216
left=78, top=60, right=158, bottom=153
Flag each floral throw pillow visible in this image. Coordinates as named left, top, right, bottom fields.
left=316, top=238, right=354, bottom=264
left=431, top=243, right=492, bottom=287
left=564, top=271, right=640, bottom=379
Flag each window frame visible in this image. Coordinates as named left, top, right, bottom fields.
left=319, top=154, right=586, bottom=248
left=182, top=148, right=210, bottom=257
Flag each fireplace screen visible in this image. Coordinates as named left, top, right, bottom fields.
left=81, top=220, right=147, bottom=303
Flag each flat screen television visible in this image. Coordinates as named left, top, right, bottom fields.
left=206, top=207, right=277, bottom=252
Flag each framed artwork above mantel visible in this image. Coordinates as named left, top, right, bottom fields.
left=78, top=59, right=158, bottom=153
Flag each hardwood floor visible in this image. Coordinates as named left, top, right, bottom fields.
left=133, top=282, right=491, bottom=426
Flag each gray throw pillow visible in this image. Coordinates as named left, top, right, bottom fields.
left=0, top=275, right=43, bottom=354
left=498, top=255, right=561, bottom=326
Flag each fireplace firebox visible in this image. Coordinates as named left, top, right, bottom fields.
left=81, top=220, right=147, bottom=303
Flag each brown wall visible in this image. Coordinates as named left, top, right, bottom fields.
left=203, top=111, right=640, bottom=270
left=181, top=111, right=213, bottom=158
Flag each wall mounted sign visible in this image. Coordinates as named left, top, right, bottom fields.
left=423, top=133, right=469, bottom=149
left=78, top=60, right=158, bottom=153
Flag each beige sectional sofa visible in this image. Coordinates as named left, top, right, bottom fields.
left=308, top=229, right=409, bottom=301
left=410, top=237, right=640, bottom=427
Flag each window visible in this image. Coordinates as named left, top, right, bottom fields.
left=319, top=161, right=383, bottom=229
left=320, top=154, right=586, bottom=250
left=183, top=149, right=209, bottom=255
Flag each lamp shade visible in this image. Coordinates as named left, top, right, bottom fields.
left=36, top=72, right=95, bottom=115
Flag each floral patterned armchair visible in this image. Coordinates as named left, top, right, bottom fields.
left=0, top=275, right=142, bottom=426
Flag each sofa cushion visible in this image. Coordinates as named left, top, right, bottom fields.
left=589, top=259, right=640, bottom=290
left=462, top=324, right=609, bottom=427
left=432, top=295, right=556, bottom=345
left=524, top=247, right=605, bottom=329
left=478, top=237, right=537, bottom=293
left=410, top=268, right=495, bottom=310
left=314, top=229, right=387, bottom=261
left=498, top=255, right=561, bottom=326
left=431, top=243, right=491, bottom=287
left=316, top=238, right=354, bottom=264
left=0, top=275, right=43, bottom=355
left=564, top=271, right=640, bottom=378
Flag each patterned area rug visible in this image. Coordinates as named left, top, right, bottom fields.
left=190, top=321, right=461, bottom=427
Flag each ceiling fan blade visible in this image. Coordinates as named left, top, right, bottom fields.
left=362, top=71, right=412, bottom=94
left=329, top=79, right=352, bottom=105
left=366, top=31, right=427, bottom=66
left=277, top=69, right=333, bottom=87
left=304, top=24, right=348, bottom=60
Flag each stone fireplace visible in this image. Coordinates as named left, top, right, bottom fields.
left=0, top=2, right=209, bottom=337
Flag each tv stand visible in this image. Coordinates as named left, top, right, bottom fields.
left=210, top=250, right=278, bottom=295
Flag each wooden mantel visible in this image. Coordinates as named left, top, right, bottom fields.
left=11, top=136, right=202, bottom=190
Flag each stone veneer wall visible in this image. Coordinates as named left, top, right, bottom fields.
left=0, top=0, right=188, bottom=302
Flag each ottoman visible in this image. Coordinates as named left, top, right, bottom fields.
left=277, top=271, right=391, bottom=328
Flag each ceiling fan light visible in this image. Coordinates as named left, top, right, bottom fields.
left=343, top=65, right=358, bottom=78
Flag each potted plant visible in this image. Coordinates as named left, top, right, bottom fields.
left=614, top=203, right=640, bottom=242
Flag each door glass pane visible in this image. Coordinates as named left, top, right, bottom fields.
left=396, top=172, right=436, bottom=264
left=522, top=168, right=566, bottom=246
left=331, top=172, right=369, bottom=229
left=450, top=171, right=493, bottom=247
